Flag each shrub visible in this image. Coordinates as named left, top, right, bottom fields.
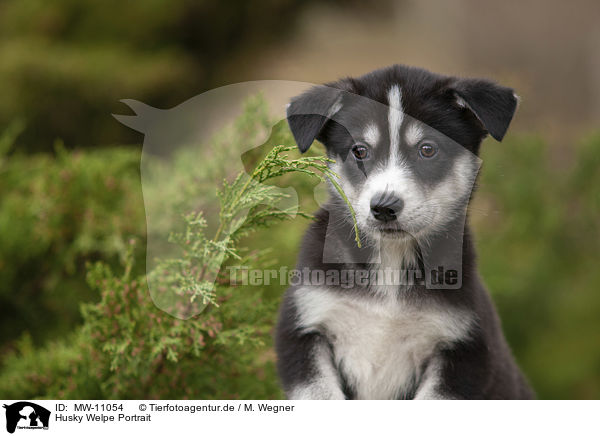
left=0, top=134, right=145, bottom=347
left=0, top=98, right=340, bottom=399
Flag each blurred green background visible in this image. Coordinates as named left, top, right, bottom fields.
left=0, top=0, right=599, bottom=399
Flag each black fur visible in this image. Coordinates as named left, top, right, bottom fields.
left=275, top=64, right=533, bottom=399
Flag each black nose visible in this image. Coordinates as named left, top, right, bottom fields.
left=370, top=192, right=403, bottom=222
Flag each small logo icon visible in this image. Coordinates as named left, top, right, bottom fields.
left=3, top=402, right=50, bottom=434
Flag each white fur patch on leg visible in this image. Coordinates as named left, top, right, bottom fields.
left=287, top=347, right=346, bottom=400
left=414, top=360, right=450, bottom=400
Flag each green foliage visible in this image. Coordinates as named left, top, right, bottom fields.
left=79, top=248, right=282, bottom=399
left=0, top=100, right=350, bottom=399
left=0, top=331, right=99, bottom=399
left=0, top=38, right=198, bottom=150
left=0, top=0, right=344, bottom=151
left=0, top=136, right=145, bottom=347
left=0, top=119, right=25, bottom=159
left=0, top=101, right=599, bottom=399
left=473, top=133, right=600, bottom=399
left=145, top=139, right=343, bottom=316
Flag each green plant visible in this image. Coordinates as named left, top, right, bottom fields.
left=0, top=139, right=145, bottom=347
left=80, top=108, right=364, bottom=396
left=0, top=98, right=358, bottom=399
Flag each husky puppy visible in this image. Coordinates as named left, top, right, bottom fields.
left=275, top=65, right=534, bottom=399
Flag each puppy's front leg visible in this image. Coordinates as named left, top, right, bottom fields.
left=414, top=359, right=453, bottom=400
left=276, top=327, right=345, bottom=400
left=414, top=343, right=492, bottom=399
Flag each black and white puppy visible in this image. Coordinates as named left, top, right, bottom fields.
left=275, top=65, right=534, bottom=399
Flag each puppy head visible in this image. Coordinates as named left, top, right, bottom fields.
left=287, top=65, right=518, bottom=242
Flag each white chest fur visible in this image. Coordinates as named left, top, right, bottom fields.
left=294, top=287, right=472, bottom=399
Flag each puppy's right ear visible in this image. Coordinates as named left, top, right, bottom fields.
left=287, top=85, right=346, bottom=153
left=451, top=79, right=518, bottom=142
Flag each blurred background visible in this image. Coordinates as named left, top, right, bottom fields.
left=0, top=0, right=598, bottom=399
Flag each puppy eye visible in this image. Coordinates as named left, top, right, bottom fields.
left=351, top=144, right=370, bottom=160
left=418, top=143, right=437, bottom=158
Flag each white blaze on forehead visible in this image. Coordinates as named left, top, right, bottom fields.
left=363, top=123, right=380, bottom=146
left=387, top=85, right=404, bottom=164
left=404, top=122, right=424, bottom=146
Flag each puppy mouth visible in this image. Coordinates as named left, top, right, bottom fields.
left=369, top=222, right=411, bottom=237
left=379, top=228, right=410, bottom=239
left=380, top=228, right=407, bottom=234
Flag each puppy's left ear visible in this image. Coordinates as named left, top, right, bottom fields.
left=287, top=84, right=348, bottom=153
left=451, top=79, right=519, bottom=141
